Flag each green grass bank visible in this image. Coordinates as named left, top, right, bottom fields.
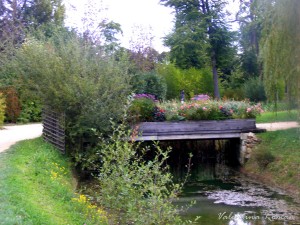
left=0, top=138, right=108, bottom=225
left=244, top=111, right=300, bottom=200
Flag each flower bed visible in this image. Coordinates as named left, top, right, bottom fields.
left=128, top=94, right=264, bottom=123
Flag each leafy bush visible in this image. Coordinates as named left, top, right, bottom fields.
left=10, top=34, right=131, bottom=169
left=132, top=71, right=167, bottom=100
left=17, top=100, right=42, bottom=123
left=0, top=86, right=21, bottom=123
left=244, top=77, right=267, bottom=102
left=157, top=64, right=214, bottom=100
left=128, top=97, right=156, bottom=123
left=0, top=93, right=6, bottom=127
left=97, top=122, right=185, bottom=224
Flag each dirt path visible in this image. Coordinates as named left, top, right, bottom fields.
left=0, top=124, right=43, bottom=153
left=256, top=121, right=299, bottom=131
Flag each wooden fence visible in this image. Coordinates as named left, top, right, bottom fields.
left=42, top=108, right=66, bottom=154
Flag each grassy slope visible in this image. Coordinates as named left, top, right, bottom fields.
left=244, top=111, right=300, bottom=199
left=0, top=138, right=107, bottom=225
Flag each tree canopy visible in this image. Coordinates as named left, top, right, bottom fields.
left=160, top=0, right=237, bottom=99
left=260, top=0, right=300, bottom=106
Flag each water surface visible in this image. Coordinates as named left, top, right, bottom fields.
left=176, top=171, right=300, bottom=225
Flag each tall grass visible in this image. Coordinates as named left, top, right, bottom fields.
left=0, top=138, right=108, bottom=225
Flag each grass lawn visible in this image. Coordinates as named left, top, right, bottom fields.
left=0, top=138, right=108, bottom=225
left=244, top=128, right=300, bottom=199
left=256, top=110, right=299, bottom=123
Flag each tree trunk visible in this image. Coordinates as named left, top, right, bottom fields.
left=211, top=50, right=220, bottom=99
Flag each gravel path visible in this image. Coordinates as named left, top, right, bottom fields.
left=0, top=123, right=43, bottom=153
left=0, top=121, right=299, bottom=153
left=256, top=121, right=299, bottom=131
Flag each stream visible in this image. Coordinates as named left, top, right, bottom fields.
left=174, top=164, right=300, bottom=225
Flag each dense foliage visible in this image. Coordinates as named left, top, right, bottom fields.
left=7, top=33, right=131, bottom=167
left=244, top=77, right=267, bottom=102
left=97, top=122, right=186, bottom=224
left=157, top=64, right=214, bottom=100
left=132, top=71, right=167, bottom=100
left=160, top=0, right=237, bottom=99
left=260, top=0, right=300, bottom=107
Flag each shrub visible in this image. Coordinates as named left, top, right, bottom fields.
left=132, top=71, right=167, bottom=100
left=11, top=34, right=131, bottom=170
left=17, top=100, right=42, bottom=123
left=97, top=122, right=185, bottom=224
left=128, top=97, right=156, bottom=123
left=157, top=64, right=214, bottom=100
left=0, top=86, right=21, bottom=123
left=244, top=77, right=267, bottom=102
left=0, top=93, right=6, bottom=127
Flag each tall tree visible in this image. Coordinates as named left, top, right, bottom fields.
left=260, top=0, right=300, bottom=106
left=0, top=0, right=24, bottom=49
left=237, top=0, right=263, bottom=79
left=129, top=26, right=160, bottom=73
left=0, top=0, right=65, bottom=45
left=160, top=0, right=236, bottom=99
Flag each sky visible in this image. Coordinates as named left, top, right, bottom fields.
left=64, top=0, right=239, bottom=53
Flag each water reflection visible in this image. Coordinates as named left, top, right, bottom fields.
left=228, top=213, right=252, bottom=225
left=176, top=171, right=300, bottom=224
left=163, top=140, right=300, bottom=224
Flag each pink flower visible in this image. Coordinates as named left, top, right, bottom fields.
left=246, top=108, right=251, bottom=113
left=202, top=107, right=207, bottom=111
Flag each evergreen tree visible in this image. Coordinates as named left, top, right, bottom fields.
left=160, top=0, right=237, bottom=99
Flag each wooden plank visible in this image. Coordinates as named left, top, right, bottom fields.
left=134, top=119, right=262, bottom=141
left=135, top=133, right=242, bottom=141
left=137, top=119, right=256, bottom=133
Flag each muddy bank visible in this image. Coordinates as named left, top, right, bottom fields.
left=240, top=167, right=300, bottom=204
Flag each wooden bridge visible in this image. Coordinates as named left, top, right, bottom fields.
left=134, top=119, right=265, bottom=141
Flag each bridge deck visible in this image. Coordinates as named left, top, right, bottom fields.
left=134, top=119, right=265, bottom=141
